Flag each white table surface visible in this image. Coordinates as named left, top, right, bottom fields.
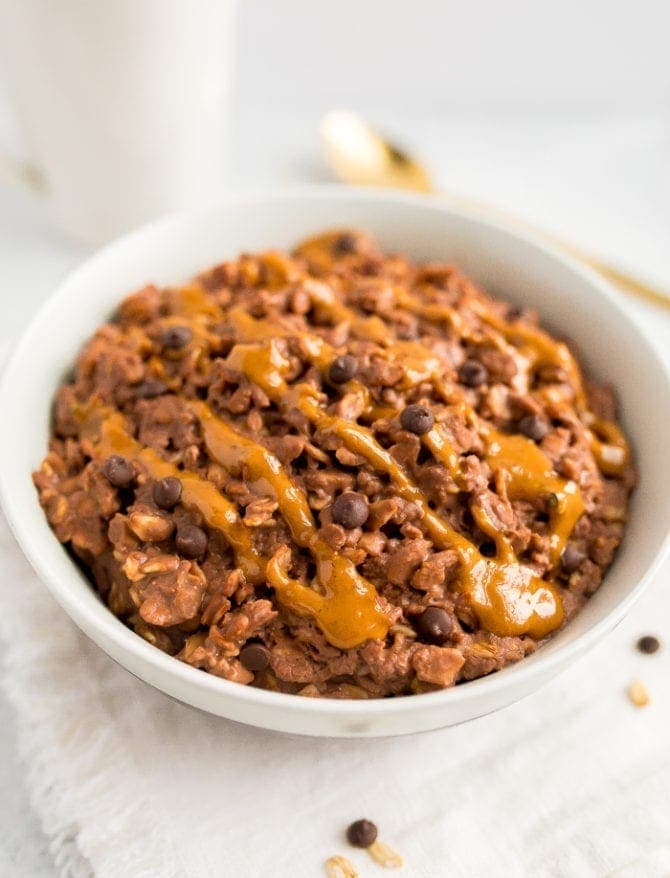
left=0, top=106, right=668, bottom=876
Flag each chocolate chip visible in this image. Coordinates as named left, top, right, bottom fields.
left=400, top=404, right=434, bottom=435
left=153, top=477, right=182, bottom=510
left=328, top=355, right=358, bottom=384
left=239, top=642, right=270, bottom=672
left=331, top=492, right=369, bottom=529
left=415, top=606, right=454, bottom=645
left=102, top=455, right=135, bottom=488
left=136, top=379, right=168, bottom=399
left=518, top=414, right=550, bottom=442
left=161, top=325, right=192, bottom=349
left=458, top=359, right=489, bottom=388
left=507, top=305, right=526, bottom=321
left=637, top=635, right=660, bottom=655
left=175, top=524, right=208, bottom=558
left=561, top=544, right=586, bottom=574
left=346, top=819, right=378, bottom=848
left=332, top=233, right=358, bottom=255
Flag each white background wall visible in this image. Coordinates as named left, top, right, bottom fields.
left=228, top=0, right=670, bottom=292
left=1, top=0, right=669, bottom=153
left=235, top=0, right=670, bottom=110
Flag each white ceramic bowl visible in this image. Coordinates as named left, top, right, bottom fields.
left=1, top=188, right=669, bottom=737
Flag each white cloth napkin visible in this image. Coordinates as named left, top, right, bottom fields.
left=1, top=503, right=670, bottom=878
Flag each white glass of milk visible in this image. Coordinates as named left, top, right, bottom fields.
left=0, top=0, right=237, bottom=245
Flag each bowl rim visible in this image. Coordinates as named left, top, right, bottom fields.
left=2, top=184, right=669, bottom=720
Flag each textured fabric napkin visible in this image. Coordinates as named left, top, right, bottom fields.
left=1, top=504, right=669, bottom=878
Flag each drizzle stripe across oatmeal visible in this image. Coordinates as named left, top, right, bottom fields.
left=77, top=404, right=263, bottom=582
left=162, top=279, right=624, bottom=639
left=223, top=329, right=564, bottom=639
left=77, top=401, right=389, bottom=649
left=393, top=286, right=630, bottom=478
left=228, top=307, right=585, bottom=565
left=481, top=429, right=584, bottom=564
left=163, top=269, right=630, bottom=480
left=190, top=400, right=389, bottom=648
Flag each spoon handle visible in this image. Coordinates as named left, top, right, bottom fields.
left=443, top=194, right=670, bottom=308
left=551, top=247, right=669, bottom=309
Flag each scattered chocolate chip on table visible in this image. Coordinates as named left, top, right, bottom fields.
left=636, top=635, right=660, bottom=654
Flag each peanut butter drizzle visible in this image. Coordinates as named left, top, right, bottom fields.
left=213, top=278, right=562, bottom=460
left=78, top=404, right=262, bottom=582
left=189, top=400, right=389, bottom=649
left=227, top=306, right=333, bottom=369
left=392, top=283, right=579, bottom=394
left=176, top=276, right=628, bottom=484
left=472, top=304, right=587, bottom=406
left=396, top=286, right=586, bottom=403
left=483, top=429, right=584, bottom=563
left=138, top=259, right=628, bottom=643
left=421, top=425, right=516, bottom=562
left=225, top=339, right=563, bottom=639
left=226, top=339, right=293, bottom=393
left=585, top=416, right=630, bottom=478
left=297, top=391, right=563, bottom=638
left=390, top=340, right=445, bottom=389
left=229, top=305, right=583, bottom=565
left=159, top=284, right=227, bottom=352
left=229, top=292, right=440, bottom=391
left=391, top=285, right=630, bottom=478
left=171, top=284, right=224, bottom=322
left=393, top=288, right=465, bottom=335
left=304, top=279, right=391, bottom=345
left=227, top=230, right=627, bottom=483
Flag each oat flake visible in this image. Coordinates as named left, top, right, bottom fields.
left=628, top=679, right=650, bottom=707
left=368, top=839, right=404, bottom=868
left=325, top=854, right=360, bottom=878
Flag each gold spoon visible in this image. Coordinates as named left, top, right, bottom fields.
left=320, top=110, right=669, bottom=309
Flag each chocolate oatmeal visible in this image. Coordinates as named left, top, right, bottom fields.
left=33, top=230, right=635, bottom=697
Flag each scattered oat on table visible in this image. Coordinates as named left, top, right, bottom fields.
left=325, top=854, right=360, bottom=878
left=627, top=679, right=650, bottom=707
left=368, top=839, right=404, bottom=869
